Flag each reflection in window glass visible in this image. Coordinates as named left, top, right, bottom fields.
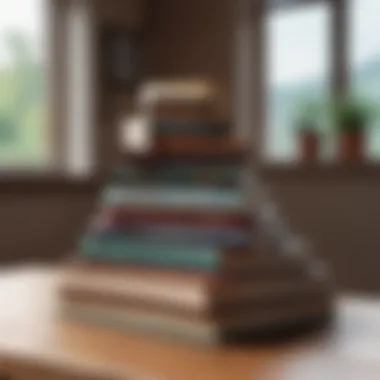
left=265, top=4, right=331, bottom=162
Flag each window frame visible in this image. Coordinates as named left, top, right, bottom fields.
left=241, top=0, right=354, bottom=168
left=0, top=0, right=97, bottom=180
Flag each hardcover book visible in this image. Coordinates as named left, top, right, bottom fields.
left=61, top=298, right=330, bottom=345
left=97, top=208, right=253, bottom=230
left=61, top=267, right=329, bottom=320
left=80, top=236, right=251, bottom=271
left=102, top=185, right=245, bottom=211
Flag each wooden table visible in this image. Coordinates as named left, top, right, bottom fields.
left=0, top=267, right=380, bottom=380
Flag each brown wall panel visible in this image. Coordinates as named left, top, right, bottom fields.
left=266, top=177, right=380, bottom=293
left=0, top=187, right=97, bottom=265
left=142, top=0, right=235, bottom=121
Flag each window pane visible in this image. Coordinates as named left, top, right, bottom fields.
left=0, top=0, right=49, bottom=168
left=265, top=3, right=331, bottom=162
left=349, top=0, right=380, bottom=160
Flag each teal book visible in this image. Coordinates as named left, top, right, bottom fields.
left=80, top=236, right=244, bottom=271
left=89, top=225, right=251, bottom=247
left=102, top=185, right=244, bottom=210
left=111, top=163, right=243, bottom=188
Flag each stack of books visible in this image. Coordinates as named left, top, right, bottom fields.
left=59, top=80, right=333, bottom=344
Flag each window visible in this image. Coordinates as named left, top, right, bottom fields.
left=0, top=0, right=49, bottom=169
left=265, top=3, right=331, bottom=162
left=0, top=0, right=95, bottom=175
left=349, top=0, right=380, bottom=160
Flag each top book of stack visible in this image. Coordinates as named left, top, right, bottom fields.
left=123, top=79, right=245, bottom=160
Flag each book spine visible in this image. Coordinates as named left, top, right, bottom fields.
left=61, top=300, right=217, bottom=344
left=80, top=236, right=222, bottom=270
left=107, top=208, right=253, bottom=229
left=123, top=150, right=247, bottom=165
left=89, top=225, right=251, bottom=247
left=155, top=119, right=229, bottom=138
left=62, top=281, right=329, bottom=322
left=62, top=288, right=208, bottom=320
left=111, top=164, right=242, bottom=188
left=102, top=186, right=244, bottom=210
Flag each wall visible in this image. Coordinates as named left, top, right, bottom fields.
left=0, top=180, right=98, bottom=265
left=142, top=0, right=235, bottom=121
left=265, top=171, right=380, bottom=294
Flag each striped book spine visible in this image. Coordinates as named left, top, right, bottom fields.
left=80, top=236, right=248, bottom=271
left=101, top=185, right=244, bottom=210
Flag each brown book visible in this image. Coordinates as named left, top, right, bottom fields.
left=153, top=138, right=245, bottom=156
left=61, top=256, right=316, bottom=318
left=122, top=140, right=248, bottom=162
left=60, top=276, right=330, bottom=322
left=61, top=294, right=331, bottom=345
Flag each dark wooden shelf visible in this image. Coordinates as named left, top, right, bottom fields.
left=260, top=162, right=380, bottom=181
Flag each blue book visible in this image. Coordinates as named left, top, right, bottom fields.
left=111, top=163, right=242, bottom=188
left=101, top=185, right=244, bottom=210
left=80, top=236, right=248, bottom=271
left=88, top=224, right=252, bottom=247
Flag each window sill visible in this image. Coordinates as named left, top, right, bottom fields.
left=260, top=162, right=380, bottom=181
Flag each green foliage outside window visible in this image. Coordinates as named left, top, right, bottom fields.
left=0, top=31, right=47, bottom=167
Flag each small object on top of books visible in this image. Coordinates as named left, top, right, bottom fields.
left=59, top=78, right=334, bottom=345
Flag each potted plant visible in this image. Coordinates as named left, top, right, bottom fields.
left=294, top=101, right=322, bottom=164
left=334, top=97, right=373, bottom=163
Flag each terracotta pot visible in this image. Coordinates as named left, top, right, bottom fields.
left=339, top=131, right=363, bottom=163
left=299, top=131, right=319, bottom=164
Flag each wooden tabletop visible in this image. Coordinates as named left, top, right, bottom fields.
left=0, top=267, right=380, bottom=380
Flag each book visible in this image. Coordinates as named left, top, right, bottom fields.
left=101, top=185, right=245, bottom=210
left=123, top=141, right=247, bottom=163
left=87, top=225, right=252, bottom=247
left=98, top=208, right=253, bottom=230
left=62, top=283, right=329, bottom=321
left=110, top=162, right=242, bottom=188
left=151, top=137, right=245, bottom=156
left=79, top=236, right=251, bottom=271
left=138, top=79, right=216, bottom=105
left=154, top=119, right=230, bottom=138
left=60, top=268, right=330, bottom=320
left=68, top=254, right=312, bottom=282
left=61, top=298, right=331, bottom=345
